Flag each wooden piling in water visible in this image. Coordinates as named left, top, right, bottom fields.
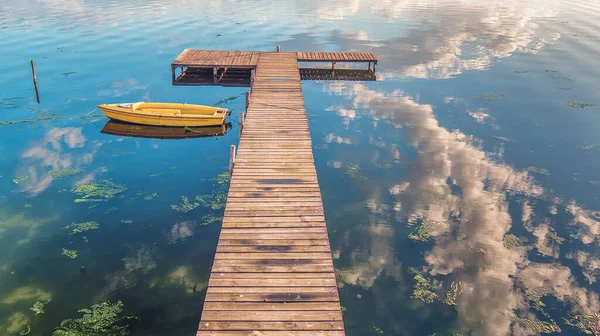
left=229, top=144, right=236, bottom=176
left=30, top=60, right=40, bottom=103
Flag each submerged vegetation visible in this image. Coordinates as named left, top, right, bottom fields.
left=503, top=234, right=521, bottom=249
left=13, top=175, right=29, bottom=184
left=64, top=221, right=99, bottom=235
left=52, top=301, right=136, bottom=336
left=527, top=166, right=550, bottom=176
left=510, top=316, right=560, bottom=333
left=409, top=267, right=442, bottom=303
left=47, top=168, right=83, bottom=179
left=171, top=196, right=200, bottom=213
left=566, top=100, right=597, bottom=109
left=172, top=172, right=229, bottom=214
left=31, top=300, right=51, bottom=315
left=408, top=219, right=435, bottom=242
left=71, top=180, right=127, bottom=201
left=565, top=313, right=600, bottom=335
left=62, top=249, right=78, bottom=259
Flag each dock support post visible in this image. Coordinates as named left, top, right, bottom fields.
left=30, top=60, right=40, bottom=103
left=250, top=69, right=255, bottom=86
left=245, top=90, right=250, bottom=110
left=368, top=62, right=371, bottom=71
left=229, top=145, right=236, bottom=176
left=373, top=62, right=377, bottom=73
left=240, top=112, right=245, bottom=134
left=276, top=45, right=281, bottom=52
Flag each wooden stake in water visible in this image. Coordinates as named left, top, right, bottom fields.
left=229, top=145, right=236, bottom=176
left=30, top=60, right=40, bottom=103
left=276, top=45, right=281, bottom=52
left=240, top=112, right=245, bottom=135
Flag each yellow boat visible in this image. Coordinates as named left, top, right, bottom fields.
left=97, top=102, right=228, bottom=127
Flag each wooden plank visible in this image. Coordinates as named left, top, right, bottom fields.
left=214, top=252, right=332, bottom=259
left=200, top=311, right=342, bottom=322
left=204, top=292, right=339, bottom=302
left=208, top=278, right=336, bottom=287
left=203, top=302, right=340, bottom=310
left=218, top=239, right=330, bottom=246
left=209, top=273, right=336, bottom=279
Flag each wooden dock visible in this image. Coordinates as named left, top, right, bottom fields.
left=171, top=49, right=377, bottom=336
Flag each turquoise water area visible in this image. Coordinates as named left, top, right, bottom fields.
left=1, top=0, right=600, bottom=335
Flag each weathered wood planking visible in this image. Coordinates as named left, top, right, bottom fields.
left=197, top=52, right=345, bottom=336
left=297, top=51, right=377, bottom=62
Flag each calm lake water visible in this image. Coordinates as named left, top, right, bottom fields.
left=2, top=0, right=600, bottom=335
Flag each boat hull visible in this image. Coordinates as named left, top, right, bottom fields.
left=98, top=103, right=227, bottom=127
left=101, top=120, right=230, bottom=139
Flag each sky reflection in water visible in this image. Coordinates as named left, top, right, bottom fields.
left=1, top=0, right=600, bottom=335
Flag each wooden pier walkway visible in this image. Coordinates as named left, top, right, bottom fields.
left=171, top=49, right=377, bottom=336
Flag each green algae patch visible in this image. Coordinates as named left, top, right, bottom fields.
left=444, top=281, right=462, bottom=306
left=13, top=175, right=29, bottom=184
left=121, top=220, right=133, bottom=224
left=408, top=219, right=435, bottom=242
left=171, top=196, right=200, bottom=213
left=503, top=234, right=521, bottom=249
left=409, top=268, right=442, bottom=303
left=47, top=168, right=83, bottom=179
left=566, top=100, right=596, bottom=109
left=527, top=166, right=550, bottom=176
left=62, top=249, right=78, bottom=259
left=64, top=221, right=99, bottom=235
left=201, top=214, right=222, bottom=226
left=547, top=231, right=565, bottom=245
left=144, top=193, right=158, bottom=201
left=2, top=286, right=52, bottom=304
left=565, top=313, right=600, bottom=335
left=510, top=316, right=560, bottom=333
left=583, top=144, right=597, bottom=150
left=71, top=180, right=127, bottom=200
left=52, top=301, right=136, bottom=336
left=31, top=300, right=51, bottom=315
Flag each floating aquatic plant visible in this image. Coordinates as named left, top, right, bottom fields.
left=510, top=316, right=560, bottom=333
left=24, top=204, right=32, bottom=208
left=409, top=268, right=442, bottom=303
left=314, top=144, right=329, bottom=150
left=503, top=234, right=521, bottom=249
left=345, top=164, right=360, bottom=178
left=200, top=214, right=222, bottom=226
left=0, top=113, right=60, bottom=127
left=62, top=72, right=76, bottom=77
left=31, top=300, right=51, bottom=315
left=373, top=326, right=384, bottom=335
left=171, top=196, right=200, bottom=213
left=375, top=163, right=392, bottom=169
left=527, top=166, right=550, bottom=176
left=121, top=220, right=133, bottom=224
left=408, top=219, right=435, bottom=242
left=564, top=313, right=600, bottom=335
left=52, top=300, right=136, bottom=336
left=547, top=231, right=565, bottom=244
left=583, top=144, right=597, bottom=150
left=144, top=193, right=158, bottom=201
left=71, top=180, right=127, bottom=200
left=13, top=175, right=29, bottom=184
left=62, top=249, right=78, bottom=259
left=444, top=281, right=462, bottom=306
left=213, top=94, right=241, bottom=106
left=566, top=100, right=596, bottom=109
left=525, top=285, right=556, bottom=312
left=64, top=221, right=99, bottom=235
left=104, top=207, right=118, bottom=215
left=514, top=70, right=529, bottom=73
left=74, top=199, right=105, bottom=203
left=47, top=168, right=83, bottom=179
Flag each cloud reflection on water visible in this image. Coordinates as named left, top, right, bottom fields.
left=329, top=83, right=599, bottom=335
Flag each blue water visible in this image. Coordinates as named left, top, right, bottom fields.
left=2, top=0, right=600, bottom=335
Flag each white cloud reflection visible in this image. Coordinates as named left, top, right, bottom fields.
left=330, top=83, right=598, bottom=335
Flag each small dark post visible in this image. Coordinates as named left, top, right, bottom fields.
left=30, top=60, right=40, bottom=103
left=229, top=145, right=236, bottom=176
left=368, top=62, right=371, bottom=71
left=240, top=112, right=245, bottom=135
left=276, top=45, right=281, bottom=52
left=373, top=62, right=377, bottom=73
left=245, top=90, right=250, bottom=110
